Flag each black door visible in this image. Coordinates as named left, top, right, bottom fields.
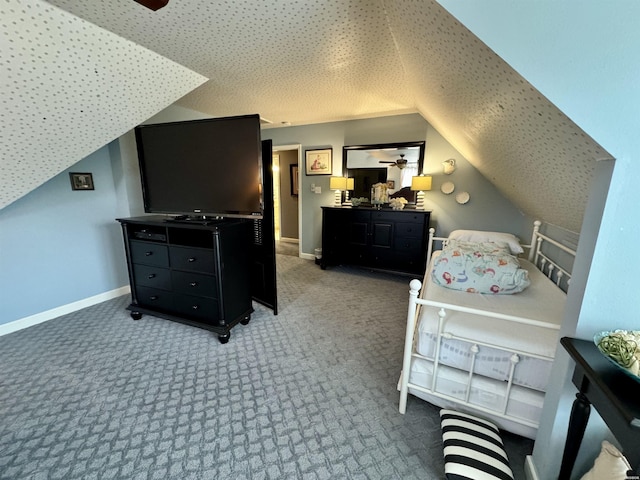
left=251, top=139, right=278, bottom=314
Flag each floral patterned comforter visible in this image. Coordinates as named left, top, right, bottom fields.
left=431, top=239, right=530, bottom=294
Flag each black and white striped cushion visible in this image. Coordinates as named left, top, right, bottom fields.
left=440, top=409, right=514, bottom=480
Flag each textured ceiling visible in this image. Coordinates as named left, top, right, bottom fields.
left=0, top=0, right=207, bottom=209
left=45, top=0, right=417, bottom=126
left=383, top=1, right=612, bottom=232
left=4, top=0, right=612, bottom=232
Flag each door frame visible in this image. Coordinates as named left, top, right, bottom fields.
left=273, top=144, right=302, bottom=258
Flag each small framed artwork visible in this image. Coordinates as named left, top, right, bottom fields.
left=305, top=148, right=332, bottom=175
left=69, top=172, right=94, bottom=191
left=290, top=164, right=299, bottom=196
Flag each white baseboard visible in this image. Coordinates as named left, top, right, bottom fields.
left=279, top=237, right=299, bottom=244
left=524, top=455, right=539, bottom=480
left=0, top=286, right=131, bottom=337
left=300, top=252, right=315, bottom=261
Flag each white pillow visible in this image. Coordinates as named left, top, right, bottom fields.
left=448, top=229, right=524, bottom=255
left=580, top=441, right=631, bottom=480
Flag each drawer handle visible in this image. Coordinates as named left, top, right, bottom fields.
left=190, top=282, right=198, bottom=287
left=188, top=257, right=196, bottom=263
left=145, top=251, right=153, bottom=256
left=147, top=274, right=156, bottom=279
left=191, top=305, right=199, bottom=310
left=150, top=295, right=158, bottom=301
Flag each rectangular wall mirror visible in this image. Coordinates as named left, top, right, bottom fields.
left=342, top=141, right=425, bottom=203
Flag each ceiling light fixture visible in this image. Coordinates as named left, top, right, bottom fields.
left=133, top=0, right=169, bottom=11
left=379, top=154, right=408, bottom=169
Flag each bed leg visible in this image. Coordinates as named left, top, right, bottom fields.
left=399, top=279, right=422, bottom=414
left=399, top=371, right=408, bottom=414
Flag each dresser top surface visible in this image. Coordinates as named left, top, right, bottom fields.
left=321, top=206, right=431, bottom=214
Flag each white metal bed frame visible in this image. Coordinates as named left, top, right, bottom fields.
left=398, top=220, right=577, bottom=434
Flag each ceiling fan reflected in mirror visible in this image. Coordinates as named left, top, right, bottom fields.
left=380, top=154, right=408, bottom=169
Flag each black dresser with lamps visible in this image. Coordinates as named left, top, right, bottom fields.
left=320, top=206, right=431, bottom=277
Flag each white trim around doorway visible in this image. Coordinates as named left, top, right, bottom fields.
left=273, top=144, right=303, bottom=258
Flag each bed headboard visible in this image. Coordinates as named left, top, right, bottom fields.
left=526, top=220, right=576, bottom=291
left=426, top=220, right=577, bottom=292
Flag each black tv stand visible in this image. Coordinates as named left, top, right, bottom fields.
left=164, top=215, right=224, bottom=226
left=117, top=215, right=253, bottom=343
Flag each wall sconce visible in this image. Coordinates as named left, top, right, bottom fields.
left=329, top=176, right=348, bottom=207
left=411, top=175, right=432, bottom=210
left=442, top=158, right=456, bottom=175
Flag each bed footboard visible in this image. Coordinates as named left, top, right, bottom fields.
left=399, top=220, right=576, bottom=437
left=399, top=279, right=559, bottom=437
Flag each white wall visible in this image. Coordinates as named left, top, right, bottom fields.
left=437, top=1, right=640, bottom=477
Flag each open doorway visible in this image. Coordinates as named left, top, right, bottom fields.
left=272, top=144, right=301, bottom=257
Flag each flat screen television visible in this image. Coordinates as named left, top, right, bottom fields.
left=134, top=114, right=263, bottom=220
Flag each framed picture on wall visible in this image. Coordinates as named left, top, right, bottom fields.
left=69, top=172, right=94, bottom=191
left=290, top=164, right=299, bottom=195
left=305, top=148, right=332, bottom=175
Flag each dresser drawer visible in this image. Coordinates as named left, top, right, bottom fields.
left=370, top=211, right=399, bottom=222
left=133, top=265, right=171, bottom=290
left=173, top=294, right=219, bottom=323
left=395, top=222, right=424, bottom=237
left=351, top=210, right=372, bottom=223
left=395, top=212, right=425, bottom=224
left=391, top=253, right=426, bottom=275
left=169, top=246, right=216, bottom=273
left=130, top=241, right=169, bottom=267
left=172, top=271, right=217, bottom=298
left=394, top=234, right=423, bottom=254
left=135, top=286, right=174, bottom=311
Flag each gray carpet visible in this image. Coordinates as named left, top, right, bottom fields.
left=275, top=240, right=299, bottom=257
left=0, top=255, right=532, bottom=479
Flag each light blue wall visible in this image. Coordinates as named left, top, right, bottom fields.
left=262, top=114, right=529, bottom=255
left=116, top=108, right=529, bottom=259
left=437, top=1, right=640, bottom=478
left=0, top=144, right=130, bottom=325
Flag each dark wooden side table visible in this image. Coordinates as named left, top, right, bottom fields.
left=559, top=337, right=640, bottom=479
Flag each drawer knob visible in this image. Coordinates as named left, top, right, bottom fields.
left=150, top=295, right=158, bottom=301
left=188, top=257, right=196, bottom=262
left=147, top=274, right=156, bottom=279
left=192, top=305, right=199, bottom=310
left=190, top=282, right=198, bottom=287
left=145, top=251, right=153, bottom=256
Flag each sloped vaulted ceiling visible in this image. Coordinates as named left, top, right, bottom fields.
left=383, top=1, right=612, bottom=232
left=0, top=0, right=207, bottom=209
left=5, top=0, right=611, bottom=233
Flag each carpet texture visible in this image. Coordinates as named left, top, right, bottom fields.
left=0, top=255, right=533, bottom=479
